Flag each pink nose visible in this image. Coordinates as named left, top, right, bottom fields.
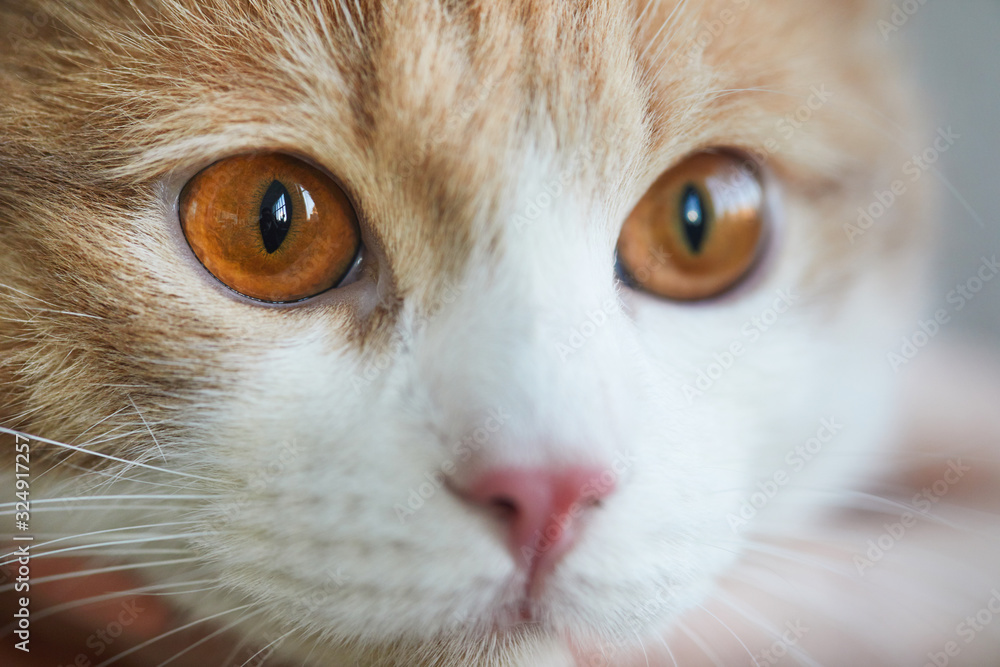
left=457, top=466, right=616, bottom=582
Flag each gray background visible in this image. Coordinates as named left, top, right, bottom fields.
left=910, top=0, right=999, bottom=340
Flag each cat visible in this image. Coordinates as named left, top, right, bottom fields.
left=2, top=1, right=999, bottom=666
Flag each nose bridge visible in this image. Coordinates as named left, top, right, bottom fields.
left=413, top=241, right=631, bottom=471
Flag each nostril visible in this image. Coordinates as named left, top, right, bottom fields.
left=489, top=495, right=519, bottom=517
left=451, top=465, right=618, bottom=579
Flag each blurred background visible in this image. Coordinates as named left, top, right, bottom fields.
left=910, top=0, right=999, bottom=340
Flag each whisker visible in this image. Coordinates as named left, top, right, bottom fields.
left=0, top=579, right=221, bottom=632
left=220, top=625, right=259, bottom=667
left=714, top=592, right=822, bottom=667
left=0, top=494, right=211, bottom=509
left=647, top=629, right=674, bottom=667
left=46, top=460, right=210, bottom=490
left=3, top=520, right=200, bottom=555
left=0, top=504, right=196, bottom=516
left=638, top=0, right=690, bottom=61
left=156, top=606, right=268, bottom=667
left=695, top=603, right=759, bottom=666
left=40, top=548, right=194, bottom=558
left=0, top=426, right=220, bottom=483
left=0, top=556, right=200, bottom=593
left=94, top=602, right=254, bottom=667
left=1, top=532, right=215, bottom=566
left=238, top=627, right=297, bottom=667
left=673, top=620, right=725, bottom=667
left=128, top=394, right=167, bottom=462
left=69, top=405, right=131, bottom=445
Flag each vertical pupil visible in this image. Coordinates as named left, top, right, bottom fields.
left=260, top=180, right=293, bottom=254
left=680, top=185, right=708, bottom=254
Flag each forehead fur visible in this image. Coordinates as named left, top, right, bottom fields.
left=0, top=0, right=920, bottom=456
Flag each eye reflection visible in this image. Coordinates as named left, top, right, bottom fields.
left=260, top=181, right=293, bottom=254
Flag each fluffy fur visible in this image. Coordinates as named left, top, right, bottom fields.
left=1, top=1, right=998, bottom=665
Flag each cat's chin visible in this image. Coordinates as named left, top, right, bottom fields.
left=226, top=570, right=675, bottom=667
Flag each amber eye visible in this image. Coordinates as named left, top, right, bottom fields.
left=179, top=154, right=362, bottom=303
left=616, top=152, right=766, bottom=301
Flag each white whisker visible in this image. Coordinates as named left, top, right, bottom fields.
left=94, top=603, right=254, bottom=667
left=0, top=494, right=211, bottom=509
left=0, top=579, right=221, bottom=631
left=238, top=627, right=297, bottom=667
left=156, top=606, right=268, bottom=667
left=695, top=603, right=759, bottom=666
left=0, top=556, right=200, bottom=593
left=0, top=425, right=219, bottom=483
left=1, top=532, right=215, bottom=566
left=128, top=394, right=167, bottom=462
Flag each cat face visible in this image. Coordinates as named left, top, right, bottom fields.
left=0, top=0, right=927, bottom=663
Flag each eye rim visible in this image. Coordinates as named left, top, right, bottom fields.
left=175, top=151, right=369, bottom=306
left=616, top=148, right=776, bottom=304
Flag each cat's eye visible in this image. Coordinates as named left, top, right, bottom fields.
left=179, top=154, right=361, bottom=303
left=616, top=151, right=766, bottom=301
